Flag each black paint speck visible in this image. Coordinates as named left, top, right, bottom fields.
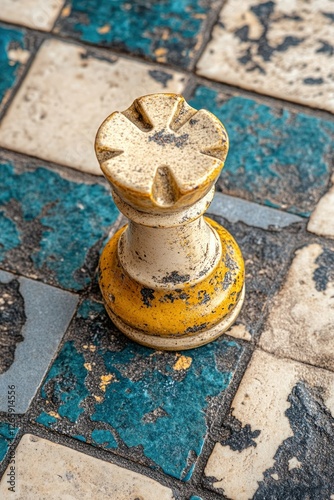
left=140, top=288, right=155, bottom=307
left=148, top=130, right=189, bottom=148
left=161, top=271, right=190, bottom=284
left=303, top=77, right=325, bottom=85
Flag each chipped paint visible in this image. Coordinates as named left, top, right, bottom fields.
left=173, top=355, right=192, bottom=371
left=34, top=299, right=245, bottom=480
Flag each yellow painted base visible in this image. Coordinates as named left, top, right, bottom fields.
left=99, top=217, right=245, bottom=350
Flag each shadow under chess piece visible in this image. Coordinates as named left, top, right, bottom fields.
left=95, top=93, right=244, bottom=350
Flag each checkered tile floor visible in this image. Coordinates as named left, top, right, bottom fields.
left=0, top=1, right=333, bottom=498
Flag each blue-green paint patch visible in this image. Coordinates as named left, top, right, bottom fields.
left=57, top=0, right=214, bottom=68
left=189, top=86, right=334, bottom=216
left=35, top=299, right=245, bottom=480
left=0, top=422, right=19, bottom=463
left=0, top=24, right=29, bottom=107
left=0, top=162, right=118, bottom=290
left=189, top=496, right=203, bottom=500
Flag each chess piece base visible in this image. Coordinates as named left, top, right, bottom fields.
left=99, top=217, right=244, bottom=350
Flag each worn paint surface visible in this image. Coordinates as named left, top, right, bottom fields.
left=197, top=0, right=334, bottom=112
left=100, top=218, right=244, bottom=341
left=0, top=24, right=30, bottom=110
left=34, top=298, right=246, bottom=480
left=0, top=162, right=118, bottom=290
left=56, top=0, right=218, bottom=68
left=0, top=422, right=19, bottom=463
left=189, top=85, right=334, bottom=216
left=204, top=350, right=334, bottom=499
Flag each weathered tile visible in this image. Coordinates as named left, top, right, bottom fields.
left=0, top=422, right=19, bottom=464
left=204, top=350, right=334, bottom=499
left=0, top=38, right=186, bottom=175
left=197, top=0, right=334, bottom=112
left=0, top=269, right=78, bottom=413
left=56, top=0, right=218, bottom=68
left=0, top=24, right=31, bottom=111
left=33, top=298, right=246, bottom=481
left=260, top=243, right=334, bottom=371
left=208, top=193, right=303, bottom=230
left=0, top=0, right=64, bottom=31
left=0, top=161, right=118, bottom=290
left=189, top=85, right=334, bottom=216
left=0, top=434, right=176, bottom=499
left=308, top=173, right=334, bottom=239
left=209, top=213, right=301, bottom=341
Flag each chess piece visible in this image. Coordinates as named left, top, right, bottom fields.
left=95, top=93, right=244, bottom=350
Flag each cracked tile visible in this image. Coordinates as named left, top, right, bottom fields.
left=0, top=38, right=186, bottom=175
left=0, top=269, right=78, bottom=413
left=197, top=0, right=334, bottom=112
left=260, top=243, right=334, bottom=371
left=55, top=0, right=219, bottom=68
left=204, top=350, right=334, bottom=499
left=32, top=298, right=246, bottom=481
left=0, top=0, right=65, bottom=31
left=0, top=24, right=31, bottom=111
left=189, top=85, right=334, bottom=217
left=0, top=160, right=118, bottom=290
left=0, top=434, right=176, bottom=499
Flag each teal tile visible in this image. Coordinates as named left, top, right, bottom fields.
left=189, top=85, right=334, bottom=217
left=0, top=24, right=30, bottom=109
left=34, top=299, right=246, bottom=481
left=0, top=422, right=19, bottom=463
left=0, top=162, right=118, bottom=291
left=57, top=0, right=218, bottom=68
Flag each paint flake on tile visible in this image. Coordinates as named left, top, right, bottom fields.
left=197, top=0, right=334, bottom=112
left=56, top=0, right=219, bottom=68
left=0, top=269, right=78, bottom=413
left=204, top=350, right=334, bottom=499
left=0, top=434, right=176, bottom=499
left=33, top=298, right=246, bottom=481
left=0, top=38, right=186, bottom=175
left=260, top=243, right=334, bottom=371
left=0, top=161, right=118, bottom=290
left=189, top=85, right=334, bottom=217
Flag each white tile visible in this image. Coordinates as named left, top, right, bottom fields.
left=0, top=0, right=65, bottom=31
left=0, top=434, right=175, bottom=499
left=197, top=0, right=334, bottom=112
left=204, top=350, right=334, bottom=499
left=0, top=39, right=186, bottom=175
left=259, top=243, right=334, bottom=371
left=308, top=174, right=334, bottom=239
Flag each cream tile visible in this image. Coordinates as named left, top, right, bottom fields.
left=259, top=243, right=334, bottom=371
left=204, top=350, right=334, bottom=499
left=0, top=39, right=186, bottom=175
left=197, top=0, right=334, bottom=112
left=0, top=434, right=175, bottom=499
left=308, top=174, right=334, bottom=238
left=0, top=0, right=65, bottom=31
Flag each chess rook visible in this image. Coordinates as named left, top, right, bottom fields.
left=95, top=93, right=245, bottom=350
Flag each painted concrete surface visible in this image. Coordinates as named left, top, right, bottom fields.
left=308, top=173, right=334, bottom=239
left=33, top=299, right=246, bottom=481
left=55, top=0, right=219, bottom=68
left=189, top=85, right=334, bottom=217
left=0, top=269, right=78, bottom=413
left=0, top=434, right=177, bottom=499
left=0, top=0, right=65, bottom=31
left=0, top=161, right=118, bottom=291
left=260, top=243, right=334, bottom=371
left=0, top=24, right=31, bottom=111
left=204, top=350, right=334, bottom=499
left=0, top=38, right=186, bottom=175
left=197, top=0, right=334, bottom=112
